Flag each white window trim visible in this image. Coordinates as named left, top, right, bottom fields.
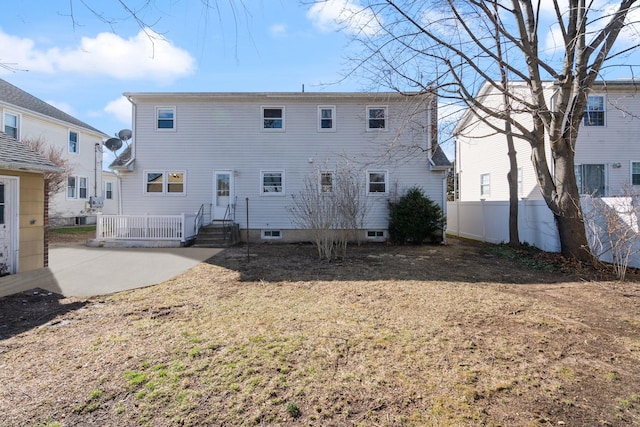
left=320, top=170, right=335, bottom=194
left=366, top=230, right=386, bottom=240
left=104, top=180, right=115, bottom=200
left=143, top=170, right=187, bottom=196
left=262, top=230, right=282, bottom=239
left=317, top=105, right=336, bottom=132
left=366, top=170, right=389, bottom=195
left=583, top=94, right=606, bottom=127
left=156, top=106, right=176, bottom=131
left=260, top=170, right=285, bottom=196
left=366, top=105, right=388, bottom=131
left=68, top=129, right=80, bottom=154
left=67, top=175, right=89, bottom=200
left=3, top=111, right=20, bottom=140
left=261, top=106, right=285, bottom=131
left=632, top=161, right=640, bottom=186
left=480, top=173, right=490, bottom=197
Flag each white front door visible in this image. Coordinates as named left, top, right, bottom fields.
left=0, top=177, right=17, bottom=276
left=213, top=171, right=234, bottom=220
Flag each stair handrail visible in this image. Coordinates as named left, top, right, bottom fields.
left=194, top=204, right=205, bottom=235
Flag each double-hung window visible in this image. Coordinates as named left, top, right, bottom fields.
left=480, top=173, right=490, bottom=197
left=261, top=170, right=284, bottom=195
left=262, top=107, right=284, bottom=130
left=67, top=176, right=88, bottom=199
left=69, top=130, right=79, bottom=154
left=633, top=162, right=640, bottom=186
left=156, top=107, right=176, bottom=130
left=575, top=164, right=605, bottom=196
left=320, top=171, right=334, bottom=193
left=145, top=171, right=186, bottom=195
left=367, top=170, right=388, bottom=194
left=318, top=106, right=336, bottom=131
left=4, top=112, right=18, bottom=139
left=104, top=181, right=114, bottom=200
left=367, top=106, right=387, bottom=130
left=583, top=95, right=605, bottom=126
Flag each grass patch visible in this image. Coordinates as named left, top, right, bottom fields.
left=49, top=225, right=96, bottom=235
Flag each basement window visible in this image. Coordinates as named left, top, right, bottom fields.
left=262, top=230, right=282, bottom=239
left=366, top=230, right=385, bottom=240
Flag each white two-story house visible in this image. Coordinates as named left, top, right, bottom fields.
left=449, top=80, right=640, bottom=253
left=455, top=80, right=640, bottom=202
left=0, top=78, right=116, bottom=226
left=108, top=91, right=450, bottom=244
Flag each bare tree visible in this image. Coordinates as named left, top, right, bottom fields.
left=583, top=188, right=640, bottom=281
left=324, top=0, right=640, bottom=261
left=288, top=162, right=370, bottom=260
left=21, top=138, right=75, bottom=196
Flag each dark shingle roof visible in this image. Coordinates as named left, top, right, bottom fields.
left=0, top=78, right=105, bottom=135
left=109, top=144, right=133, bottom=169
left=432, top=144, right=451, bottom=168
left=0, top=132, right=60, bottom=172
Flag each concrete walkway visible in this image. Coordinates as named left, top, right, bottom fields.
left=0, top=245, right=222, bottom=298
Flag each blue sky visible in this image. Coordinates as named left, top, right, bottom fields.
left=1, top=1, right=370, bottom=166
left=2, top=1, right=640, bottom=168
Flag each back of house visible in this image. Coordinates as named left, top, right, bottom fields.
left=112, top=91, right=450, bottom=242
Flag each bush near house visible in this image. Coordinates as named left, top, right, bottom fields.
left=388, top=186, right=444, bottom=244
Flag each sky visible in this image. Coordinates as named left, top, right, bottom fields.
left=0, top=1, right=370, bottom=167
left=2, top=1, right=640, bottom=168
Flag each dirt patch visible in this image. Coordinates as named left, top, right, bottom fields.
left=1, top=237, right=639, bottom=426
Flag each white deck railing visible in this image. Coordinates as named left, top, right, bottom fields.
left=96, top=213, right=199, bottom=242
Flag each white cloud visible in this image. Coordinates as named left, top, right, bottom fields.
left=104, top=96, right=133, bottom=125
left=269, top=24, right=287, bottom=38
left=0, top=28, right=195, bottom=82
left=45, top=99, right=77, bottom=117
left=307, top=0, right=381, bottom=36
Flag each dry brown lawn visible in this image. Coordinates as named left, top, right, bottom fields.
left=1, top=235, right=639, bottom=426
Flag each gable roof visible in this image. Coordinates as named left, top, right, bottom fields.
left=0, top=78, right=106, bottom=135
left=0, top=132, right=60, bottom=173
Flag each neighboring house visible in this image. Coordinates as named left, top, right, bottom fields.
left=0, top=131, right=60, bottom=279
left=107, top=91, right=450, bottom=244
left=449, top=80, right=640, bottom=254
left=0, top=78, right=112, bottom=226
left=454, top=80, right=640, bottom=202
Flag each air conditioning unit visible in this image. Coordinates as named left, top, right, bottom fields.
left=89, top=196, right=104, bottom=208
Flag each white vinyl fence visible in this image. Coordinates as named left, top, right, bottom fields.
left=447, top=197, right=640, bottom=268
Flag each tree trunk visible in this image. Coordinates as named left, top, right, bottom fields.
left=552, top=153, right=592, bottom=261
left=506, top=123, right=520, bottom=247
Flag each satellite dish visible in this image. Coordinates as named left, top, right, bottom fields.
left=118, top=129, right=132, bottom=141
left=104, top=137, right=123, bottom=152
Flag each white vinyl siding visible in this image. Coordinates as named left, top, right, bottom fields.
left=116, top=94, right=445, bottom=232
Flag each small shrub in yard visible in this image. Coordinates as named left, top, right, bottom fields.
left=388, top=186, right=445, bottom=244
left=285, top=402, right=302, bottom=419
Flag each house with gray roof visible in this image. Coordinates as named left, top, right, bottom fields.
left=106, top=91, right=450, bottom=246
left=0, top=78, right=115, bottom=226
